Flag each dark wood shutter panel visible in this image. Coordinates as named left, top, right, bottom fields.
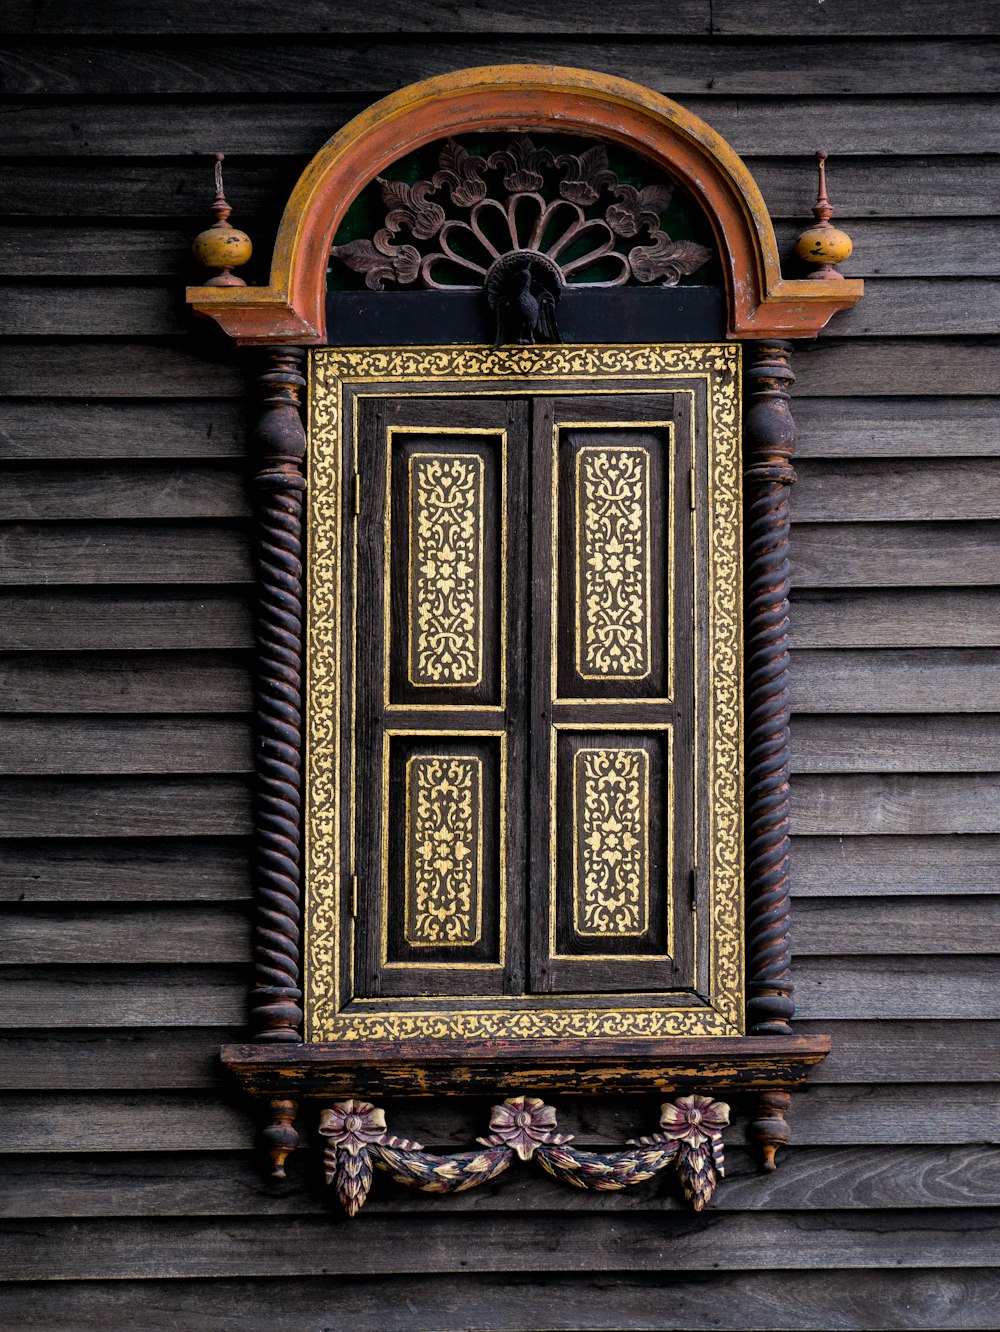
left=352, top=387, right=701, bottom=1003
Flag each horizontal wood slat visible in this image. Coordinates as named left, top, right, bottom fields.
left=794, top=898, right=1000, bottom=954
left=0, top=652, right=253, bottom=713
left=799, top=1020, right=1000, bottom=1083
left=1, top=1145, right=997, bottom=1217
left=713, top=1, right=1000, bottom=36
left=0, top=966, right=249, bottom=1027
left=0, top=1208, right=996, bottom=1279
left=1, top=775, right=996, bottom=838
left=791, top=650, right=1000, bottom=713
left=0, top=343, right=244, bottom=398
left=791, top=835, right=1000, bottom=897
left=1, top=40, right=998, bottom=97
left=6, top=1, right=999, bottom=37
left=0, top=523, right=251, bottom=585
left=0, top=400, right=248, bottom=459
left=4, top=395, right=991, bottom=466
left=6, top=520, right=997, bottom=590
left=793, top=522, right=1000, bottom=587
left=0, top=591, right=253, bottom=651
left=1, top=648, right=994, bottom=716
left=0, top=462, right=249, bottom=519
left=792, top=774, right=1000, bottom=834
left=0, top=1270, right=996, bottom=1332
left=0, top=838, right=250, bottom=901
left=3, top=339, right=997, bottom=399
left=0, top=1, right=715, bottom=37
left=0, top=1028, right=243, bottom=1089
left=792, top=460, right=1000, bottom=523
left=0, top=777, right=252, bottom=837
left=793, top=339, right=1000, bottom=397
left=794, top=958, right=1000, bottom=1020
left=790, top=714, right=1000, bottom=773
left=793, top=398, right=1000, bottom=457
left=0, top=905, right=251, bottom=963
left=0, top=403, right=996, bottom=475
left=0, top=283, right=187, bottom=337
left=791, top=591, right=1000, bottom=649
left=0, top=718, right=253, bottom=776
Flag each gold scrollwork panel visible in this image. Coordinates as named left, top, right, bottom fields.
left=573, top=745, right=650, bottom=938
left=382, top=733, right=505, bottom=984
left=551, top=730, right=674, bottom=968
left=386, top=424, right=506, bottom=711
left=556, top=420, right=674, bottom=704
left=408, top=453, right=484, bottom=690
left=404, top=752, right=483, bottom=947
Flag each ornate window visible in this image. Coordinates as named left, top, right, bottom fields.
left=188, top=66, right=861, bottom=1214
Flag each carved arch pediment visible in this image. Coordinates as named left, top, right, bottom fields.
left=186, top=64, right=862, bottom=343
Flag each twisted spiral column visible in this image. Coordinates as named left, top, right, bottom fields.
left=743, top=339, right=797, bottom=1038
left=249, top=346, right=307, bottom=1043
left=743, top=339, right=797, bottom=1171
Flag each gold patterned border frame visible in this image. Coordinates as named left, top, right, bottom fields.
left=305, top=344, right=742, bottom=1042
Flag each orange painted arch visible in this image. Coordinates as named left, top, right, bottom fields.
left=187, top=65, right=862, bottom=344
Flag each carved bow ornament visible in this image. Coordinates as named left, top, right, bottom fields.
left=318, top=1093, right=729, bottom=1216
left=330, top=135, right=713, bottom=297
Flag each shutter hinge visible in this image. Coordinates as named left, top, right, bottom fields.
left=350, top=875, right=358, bottom=919
left=689, top=865, right=698, bottom=912
left=690, top=466, right=697, bottom=510
left=352, top=471, right=361, bottom=516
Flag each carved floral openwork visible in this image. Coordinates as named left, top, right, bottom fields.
left=318, top=1093, right=729, bottom=1215
left=330, top=135, right=713, bottom=293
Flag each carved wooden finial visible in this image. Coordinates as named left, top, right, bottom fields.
left=192, top=151, right=252, bottom=287
left=794, top=150, right=853, bottom=281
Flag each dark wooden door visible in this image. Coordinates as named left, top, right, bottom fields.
left=353, top=387, right=698, bottom=1003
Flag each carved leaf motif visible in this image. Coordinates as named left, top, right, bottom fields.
left=628, top=233, right=712, bottom=286
left=487, top=135, right=554, bottom=193
left=327, top=135, right=715, bottom=294
left=557, top=145, right=616, bottom=205
left=329, top=232, right=421, bottom=290
left=378, top=177, right=446, bottom=240
left=606, top=183, right=676, bottom=238
left=433, top=139, right=489, bottom=207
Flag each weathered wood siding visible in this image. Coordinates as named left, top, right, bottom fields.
left=1, top=4, right=998, bottom=1327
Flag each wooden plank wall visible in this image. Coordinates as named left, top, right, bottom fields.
left=1, top=3, right=998, bottom=1328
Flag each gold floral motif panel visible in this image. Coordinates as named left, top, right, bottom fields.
left=576, top=447, right=651, bottom=680
left=306, top=344, right=743, bottom=1042
left=573, top=747, right=649, bottom=937
left=404, top=754, right=483, bottom=946
left=408, top=453, right=484, bottom=688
